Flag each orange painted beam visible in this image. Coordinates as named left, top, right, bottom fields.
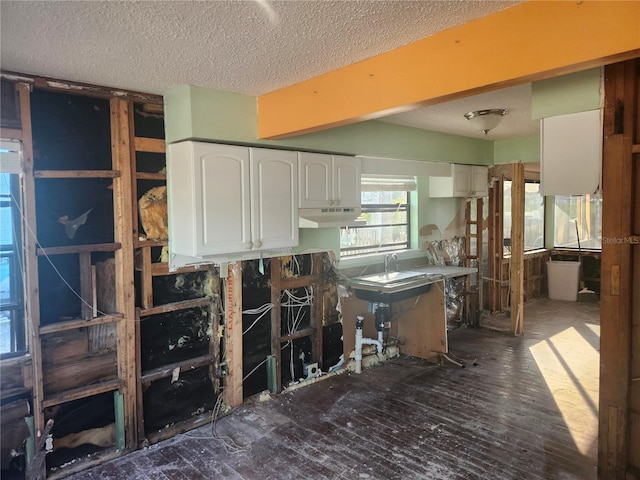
left=257, top=1, right=640, bottom=139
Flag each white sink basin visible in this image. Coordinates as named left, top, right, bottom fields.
left=351, top=270, right=428, bottom=286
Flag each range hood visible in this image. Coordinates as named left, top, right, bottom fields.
left=299, top=207, right=365, bottom=228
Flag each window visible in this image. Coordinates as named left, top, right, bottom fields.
left=340, top=175, right=415, bottom=257
left=0, top=173, right=25, bottom=356
left=554, top=194, right=602, bottom=250
left=1, top=140, right=25, bottom=357
left=503, top=180, right=545, bottom=254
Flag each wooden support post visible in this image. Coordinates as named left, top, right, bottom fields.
left=134, top=308, right=145, bottom=445
left=598, top=60, right=637, bottom=478
left=209, top=265, right=220, bottom=395
left=110, top=98, right=138, bottom=448
left=17, top=83, right=46, bottom=466
left=476, top=197, right=484, bottom=315
left=79, top=251, right=93, bottom=320
left=510, top=162, right=525, bottom=335
left=140, top=246, right=153, bottom=310
left=223, top=262, right=243, bottom=407
left=487, top=177, right=504, bottom=313
left=270, top=257, right=283, bottom=392
left=311, top=253, right=324, bottom=369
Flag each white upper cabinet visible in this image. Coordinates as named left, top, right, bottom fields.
left=298, top=152, right=332, bottom=208
left=470, top=166, right=489, bottom=197
left=167, top=141, right=298, bottom=258
left=250, top=148, right=298, bottom=251
left=333, top=155, right=362, bottom=208
left=540, top=109, right=602, bottom=196
left=429, top=164, right=488, bottom=198
left=299, top=152, right=361, bottom=208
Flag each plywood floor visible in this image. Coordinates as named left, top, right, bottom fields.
left=64, top=298, right=600, bottom=479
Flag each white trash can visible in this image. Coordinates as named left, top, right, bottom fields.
left=546, top=260, right=580, bottom=301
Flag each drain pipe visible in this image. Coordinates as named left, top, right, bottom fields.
left=354, top=316, right=383, bottom=374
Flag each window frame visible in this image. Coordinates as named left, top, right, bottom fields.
left=502, top=179, right=546, bottom=255
left=340, top=190, right=411, bottom=258
left=553, top=193, right=602, bottom=251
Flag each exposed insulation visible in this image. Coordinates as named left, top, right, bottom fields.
left=150, top=270, right=214, bottom=305
left=138, top=186, right=168, bottom=241
left=45, top=392, right=115, bottom=471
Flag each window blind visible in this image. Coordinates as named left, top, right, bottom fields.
left=361, top=174, right=416, bottom=192
left=0, top=140, right=22, bottom=174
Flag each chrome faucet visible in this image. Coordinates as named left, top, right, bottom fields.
left=384, top=253, right=398, bottom=273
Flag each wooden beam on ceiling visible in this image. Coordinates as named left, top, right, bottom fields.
left=257, top=1, right=640, bottom=139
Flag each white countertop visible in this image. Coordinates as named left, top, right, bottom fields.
left=345, top=265, right=477, bottom=296
left=409, top=265, right=478, bottom=279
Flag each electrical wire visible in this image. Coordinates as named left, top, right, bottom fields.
left=242, top=357, right=268, bottom=383
left=181, top=388, right=251, bottom=454
left=242, top=303, right=274, bottom=335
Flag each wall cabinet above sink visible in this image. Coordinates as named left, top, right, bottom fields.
left=298, top=152, right=361, bottom=209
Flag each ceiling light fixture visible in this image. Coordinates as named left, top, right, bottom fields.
left=464, top=109, right=508, bottom=135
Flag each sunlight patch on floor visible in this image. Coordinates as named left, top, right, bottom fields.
left=529, top=326, right=600, bottom=456
left=585, top=322, right=600, bottom=337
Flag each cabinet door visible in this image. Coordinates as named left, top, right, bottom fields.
left=541, top=109, right=602, bottom=195
left=451, top=164, right=472, bottom=197
left=250, top=148, right=298, bottom=250
left=195, top=143, right=251, bottom=256
left=333, top=155, right=361, bottom=208
left=470, top=166, right=488, bottom=197
left=167, top=141, right=196, bottom=256
left=298, top=152, right=332, bottom=208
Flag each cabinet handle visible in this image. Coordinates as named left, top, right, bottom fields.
left=254, top=240, right=262, bottom=249
left=244, top=242, right=253, bottom=250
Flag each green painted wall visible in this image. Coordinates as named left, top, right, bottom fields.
left=296, top=228, right=341, bottom=257
left=531, top=67, right=602, bottom=119
left=164, top=85, right=493, bottom=165
left=493, top=136, right=540, bottom=164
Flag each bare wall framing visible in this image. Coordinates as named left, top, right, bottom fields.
left=1, top=74, right=345, bottom=479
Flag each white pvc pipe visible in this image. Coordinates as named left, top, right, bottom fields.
left=355, top=326, right=363, bottom=374
left=361, top=338, right=383, bottom=353
left=354, top=320, right=383, bottom=374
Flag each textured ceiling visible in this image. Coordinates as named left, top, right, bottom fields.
left=382, top=83, right=538, bottom=140
left=1, top=0, right=534, bottom=139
